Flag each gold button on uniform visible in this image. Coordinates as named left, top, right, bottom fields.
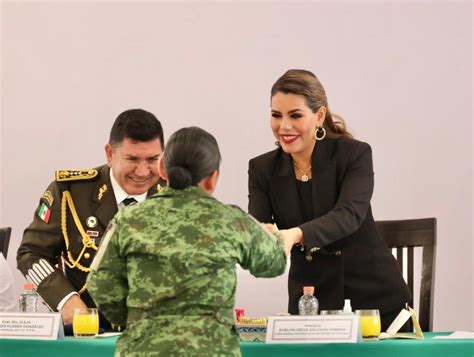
left=84, top=253, right=91, bottom=259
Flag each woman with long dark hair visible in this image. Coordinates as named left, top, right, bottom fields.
left=248, top=69, right=411, bottom=330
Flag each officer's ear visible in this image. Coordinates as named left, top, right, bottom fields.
left=198, top=170, right=219, bottom=195
left=105, top=144, right=114, bottom=167
left=158, top=155, right=168, bottom=181
left=208, top=170, right=219, bottom=193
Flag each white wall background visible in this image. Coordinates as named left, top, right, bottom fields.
left=1, top=1, right=472, bottom=331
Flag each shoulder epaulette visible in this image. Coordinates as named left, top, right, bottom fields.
left=55, top=169, right=99, bottom=182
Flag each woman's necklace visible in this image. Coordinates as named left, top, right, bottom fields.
left=293, top=163, right=312, bottom=182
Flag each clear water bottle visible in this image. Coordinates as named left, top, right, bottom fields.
left=19, top=282, right=39, bottom=312
left=298, top=286, right=319, bottom=315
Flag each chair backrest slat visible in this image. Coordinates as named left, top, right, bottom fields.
left=407, top=246, right=414, bottom=308
left=396, top=248, right=403, bottom=272
left=375, top=218, right=436, bottom=332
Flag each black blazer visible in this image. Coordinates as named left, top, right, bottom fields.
left=248, top=137, right=411, bottom=316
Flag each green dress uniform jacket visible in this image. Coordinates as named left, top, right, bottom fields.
left=17, top=164, right=162, bottom=313
left=87, top=186, right=287, bottom=357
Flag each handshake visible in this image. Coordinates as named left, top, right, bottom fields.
left=262, top=223, right=303, bottom=255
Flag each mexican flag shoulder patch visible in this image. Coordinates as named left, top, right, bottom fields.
left=38, top=202, right=51, bottom=224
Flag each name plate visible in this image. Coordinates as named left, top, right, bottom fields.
left=0, top=312, right=64, bottom=340
left=266, top=315, right=360, bottom=343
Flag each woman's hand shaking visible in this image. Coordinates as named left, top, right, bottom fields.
left=264, top=224, right=303, bottom=255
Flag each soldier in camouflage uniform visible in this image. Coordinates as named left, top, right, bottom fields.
left=17, top=109, right=165, bottom=327
left=88, top=127, right=295, bottom=356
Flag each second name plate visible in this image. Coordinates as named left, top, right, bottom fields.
left=266, top=315, right=360, bottom=344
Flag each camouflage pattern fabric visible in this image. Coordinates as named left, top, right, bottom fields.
left=87, top=186, right=286, bottom=356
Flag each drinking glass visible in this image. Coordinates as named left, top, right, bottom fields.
left=73, top=308, right=99, bottom=337
left=356, top=309, right=381, bottom=338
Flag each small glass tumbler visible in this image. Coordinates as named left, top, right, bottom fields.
left=72, top=308, right=99, bottom=338
left=356, top=309, right=381, bottom=338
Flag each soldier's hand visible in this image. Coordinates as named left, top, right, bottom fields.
left=263, top=223, right=276, bottom=232
left=60, top=295, right=88, bottom=324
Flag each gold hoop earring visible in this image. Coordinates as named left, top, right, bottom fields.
left=275, top=141, right=281, bottom=147
left=314, top=127, right=326, bottom=141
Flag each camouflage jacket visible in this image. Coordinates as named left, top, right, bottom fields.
left=87, top=186, right=286, bottom=357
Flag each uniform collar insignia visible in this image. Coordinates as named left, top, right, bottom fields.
left=98, top=184, right=108, bottom=201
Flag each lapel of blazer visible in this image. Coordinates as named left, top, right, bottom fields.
left=269, top=139, right=336, bottom=228
left=311, top=139, right=336, bottom=217
left=92, top=165, right=118, bottom=228
left=270, top=150, right=303, bottom=228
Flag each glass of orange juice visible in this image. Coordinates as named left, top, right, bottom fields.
left=73, top=308, right=99, bottom=338
left=356, top=309, right=381, bottom=339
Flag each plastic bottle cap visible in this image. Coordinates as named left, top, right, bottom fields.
left=24, top=282, right=34, bottom=290
left=343, top=299, right=352, bottom=313
left=303, top=286, right=315, bottom=295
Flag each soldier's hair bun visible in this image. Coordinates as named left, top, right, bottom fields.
left=163, top=126, right=221, bottom=190
left=167, top=166, right=193, bottom=189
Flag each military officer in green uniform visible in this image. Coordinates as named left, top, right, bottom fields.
left=17, top=109, right=165, bottom=327
left=87, top=127, right=300, bottom=356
